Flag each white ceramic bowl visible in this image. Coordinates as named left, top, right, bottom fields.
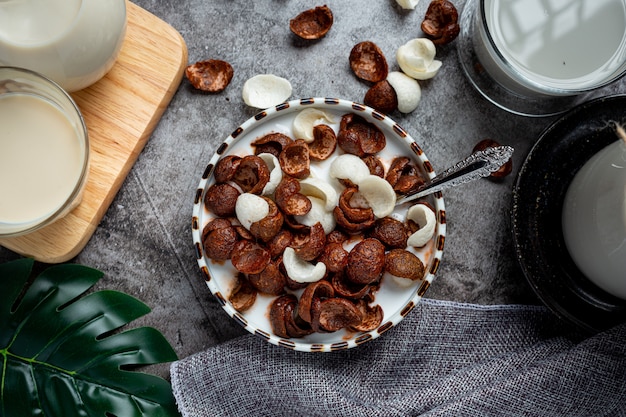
left=192, top=98, right=446, bottom=351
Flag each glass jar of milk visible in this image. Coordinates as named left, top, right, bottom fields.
left=458, top=0, right=626, bottom=116
left=0, top=0, right=127, bottom=92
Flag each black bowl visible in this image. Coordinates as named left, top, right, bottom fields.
left=512, top=95, right=626, bottom=333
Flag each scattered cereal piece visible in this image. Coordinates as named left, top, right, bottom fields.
left=229, top=274, right=257, bottom=312
left=252, top=133, right=293, bottom=158
left=249, top=197, right=284, bottom=242
left=185, top=59, right=234, bottom=93
left=364, top=80, right=398, bottom=114
left=283, top=247, right=327, bottom=283
left=385, top=248, right=425, bottom=281
left=316, top=298, right=363, bottom=332
left=406, top=203, right=437, bottom=247
left=337, top=113, right=386, bottom=156
left=289, top=5, right=334, bottom=40
left=335, top=187, right=376, bottom=233
left=232, top=155, right=270, bottom=194
left=235, top=193, right=270, bottom=230
left=356, top=175, right=397, bottom=218
left=279, top=139, right=311, bottom=179
left=472, top=139, right=513, bottom=179
left=294, top=196, right=337, bottom=234
left=396, top=38, right=442, bottom=80
left=386, top=71, right=421, bottom=113
left=422, top=0, right=460, bottom=45
left=346, top=238, right=386, bottom=285
left=299, top=177, right=339, bottom=211
left=308, top=124, right=337, bottom=161
left=270, top=294, right=313, bottom=338
left=293, top=108, right=336, bottom=143
left=349, top=41, right=389, bottom=83
left=242, top=74, right=292, bottom=109
left=329, top=154, right=371, bottom=185
left=396, top=0, right=420, bottom=9
left=231, top=241, right=271, bottom=275
left=258, top=153, right=283, bottom=196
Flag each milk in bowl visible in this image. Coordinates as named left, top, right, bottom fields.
left=562, top=126, right=626, bottom=299
left=0, top=0, right=127, bottom=92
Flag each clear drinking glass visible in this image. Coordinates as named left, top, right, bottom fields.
left=0, top=67, right=89, bottom=237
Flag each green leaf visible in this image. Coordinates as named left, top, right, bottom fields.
left=0, top=258, right=180, bottom=417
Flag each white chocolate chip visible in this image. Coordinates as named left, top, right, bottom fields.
left=242, top=74, right=292, bottom=109
left=299, top=177, right=339, bottom=211
left=357, top=175, right=397, bottom=218
left=396, top=0, right=420, bottom=9
left=407, top=203, right=437, bottom=247
left=329, top=154, right=371, bottom=185
left=282, top=247, right=327, bottom=283
left=258, top=153, right=283, bottom=196
left=292, top=108, right=336, bottom=143
left=294, top=196, right=336, bottom=234
left=396, top=38, right=442, bottom=80
left=235, top=193, right=269, bottom=230
left=386, top=71, right=421, bottom=113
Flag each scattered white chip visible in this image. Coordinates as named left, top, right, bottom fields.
left=292, top=108, right=336, bottom=143
left=396, top=38, right=442, bottom=80
left=283, top=247, right=327, bottom=283
left=387, top=71, right=421, bottom=113
left=406, top=203, right=437, bottom=247
left=258, top=153, right=282, bottom=196
left=242, top=74, right=292, bottom=109
left=396, top=0, right=420, bottom=9
left=235, top=193, right=269, bottom=230
left=357, top=175, right=396, bottom=218
left=294, top=196, right=336, bottom=234
left=298, top=177, right=339, bottom=211
left=329, top=154, right=371, bottom=185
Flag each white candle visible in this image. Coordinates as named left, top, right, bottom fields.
left=475, top=0, right=626, bottom=97
left=562, top=133, right=626, bottom=299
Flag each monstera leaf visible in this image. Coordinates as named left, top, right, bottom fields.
left=0, top=258, right=180, bottom=417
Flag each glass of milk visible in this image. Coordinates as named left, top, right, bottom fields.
left=458, top=0, right=626, bottom=116
left=0, top=67, right=89, bottom=237
left=0, top=0, right=127, bottom=92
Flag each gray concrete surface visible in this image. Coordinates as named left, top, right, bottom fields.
left=1, top=0, right=625, bottom=379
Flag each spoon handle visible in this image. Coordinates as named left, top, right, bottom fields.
left=395, top=145, right=514, bottom=205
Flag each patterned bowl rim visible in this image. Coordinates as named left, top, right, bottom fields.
left=192, top=97, right=446, bottom=352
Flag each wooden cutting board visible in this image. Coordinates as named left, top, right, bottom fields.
left=0, top=1, right=188, bottom=263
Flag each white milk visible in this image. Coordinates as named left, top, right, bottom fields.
left=0, top=0, right=81, bottom=44
left=479, top=0, right=626, bottom=95
left=0, top=0, right=127, bottom=92
left=0, top=94, right=84, bottom=229
left=562, top=140, right=626, bottom=299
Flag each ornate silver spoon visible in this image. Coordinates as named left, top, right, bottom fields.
left=395, top=145, right=514, bottom=205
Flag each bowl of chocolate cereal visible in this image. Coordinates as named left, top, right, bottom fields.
left=192, top=98, right=445, bottom=351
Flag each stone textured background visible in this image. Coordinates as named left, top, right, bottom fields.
left=1, top=0, right=624, bottom=378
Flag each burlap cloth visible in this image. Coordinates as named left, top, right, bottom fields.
left=170, top=299, right=626, bottom=416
